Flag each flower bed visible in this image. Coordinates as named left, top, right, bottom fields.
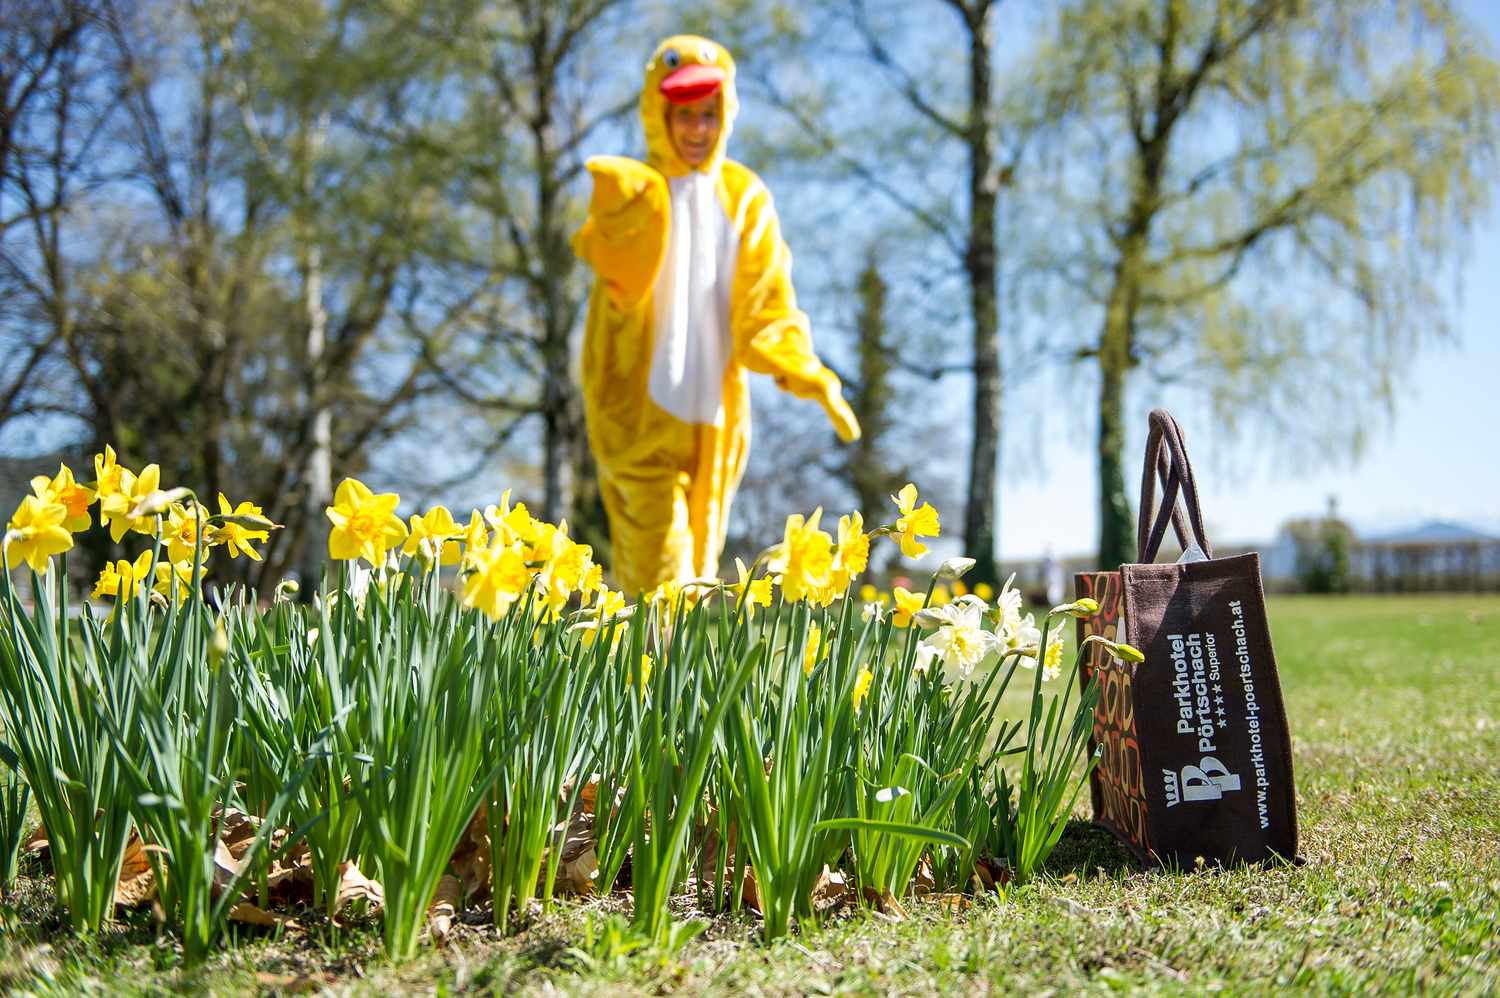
left=0, top=452, right=1126, bottom=966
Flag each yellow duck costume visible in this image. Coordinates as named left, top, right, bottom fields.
left=572, top=35, right=860, bottom=596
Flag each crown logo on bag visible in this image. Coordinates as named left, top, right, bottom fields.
left=1163, top=756, right=1241, bottom=807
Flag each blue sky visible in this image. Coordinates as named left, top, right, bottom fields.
left=984, top=0, right=1500, bottom=559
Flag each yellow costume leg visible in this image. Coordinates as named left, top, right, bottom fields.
left=686, top=371, right=750, bottom=582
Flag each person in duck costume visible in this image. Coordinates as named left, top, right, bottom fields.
left=573, top=34, right=860, bottom=595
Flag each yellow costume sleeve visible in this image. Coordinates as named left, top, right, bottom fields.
left=726, top=164, right=861, bottom=442
left=570, top=156, right=669, bottom=312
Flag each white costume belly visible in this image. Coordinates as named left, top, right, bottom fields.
left=648, top=171, right=739, bottom=426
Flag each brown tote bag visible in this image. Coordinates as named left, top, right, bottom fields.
left=1075, top=408, right=1299, bottom=868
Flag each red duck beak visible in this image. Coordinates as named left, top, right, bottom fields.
left=659, top=64, right=726, bottom=104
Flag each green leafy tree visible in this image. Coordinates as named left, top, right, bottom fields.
left=1026, top=0, right=1500, bottom=570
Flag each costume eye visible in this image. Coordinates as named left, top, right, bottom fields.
left=661, top=48, right=681, bottom=69
left=698, top=42, right=717, bottom=63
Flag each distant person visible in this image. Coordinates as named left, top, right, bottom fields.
left=572, top=35, right=859, bottom=595
left=1046, top=545, right=1066, bottom=607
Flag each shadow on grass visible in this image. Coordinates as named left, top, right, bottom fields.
left=1042, top=819, right=1143, bottom=878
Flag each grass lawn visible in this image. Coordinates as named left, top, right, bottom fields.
left=2, top=593, right=1497, bottom=997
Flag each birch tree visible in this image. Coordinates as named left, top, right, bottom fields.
left=1027, top=0, right=1500, bottom=569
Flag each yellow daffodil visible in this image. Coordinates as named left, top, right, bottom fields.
left=891, top=586, right=926, bottom=628
left=4, top=496, right=73, bottom=570
left=593, top=588, right=627, bottom=618
left=486, top=492, right=537, bottom=547
left=326, top=478, right=408, bottom=566
left=730, top=558, right=773, bottom=619
left=930, top=583, right=951, bottom=607
left=973, top=581, right=994, bottom=601
left=462, top=542, right=531, bottom=619
left=859, top=583, right=878, bottom=601
left=807, top=583, right=842, bottom=608
left=639, top=652, right=654, bottom=688
left=208, top=494, right=271, bottom=560
left=93, top=560, right=127, bottom=599
left=99, top=463, right=162, bottom=542
left=547, top=538, right=595, bottom=596
left=581, top=562, right=604, bottom=597
left=570, top=588, right=629, bottom=648
left=30, top=464, right=95, bottom=532
left=852, top=668, right=874, bottom=713
left=766, top=508, right=833, bottom=603
left=463, top=509, right=490, bottom=552
left=829, top=511, right=869, bottom=591
left=532, top=528, right=589, bottom=623
left=153, top=559, right=196, bottom=602
left=891, top=484, right=940, bottom=560
left=94, top=445, right=125, bottom=500
left=803, top=623, right=823, bottom=676
left=401, top=505, right=463, bottom=567
left=93, top=551, right=153, bottom=621
left=951, top=581, right=968, bottom=597
left=649, top=578, right=686, bottom=624
left=165, top=502, right=209, bottom=564
left=93, top=550, right=153, bottom=598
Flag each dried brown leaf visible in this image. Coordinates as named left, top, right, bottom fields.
left=254, top=971, right=335, bottom=993
left=335, top=860, right=383, bottom=913
left=449, top=805, right=492, bottom=903
left=931, top=892, right=972, bottom=913
left=427, top=874, right=462, bottom=946
left=115, top=831, right=157, bottom=907
left=810, top=864, right=847, bottom=910
left=911, top=858, right=934, bottom=897
left=228, top=902, right=299, bottom=929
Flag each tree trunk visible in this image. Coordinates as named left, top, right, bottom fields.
left=532, top=50, right=576, bottom=526
left=1096, top=266, right=1136, bottom=571
left=962, top=0, right=1001, bottom=585
left=298, top=245, right=332, bottom=588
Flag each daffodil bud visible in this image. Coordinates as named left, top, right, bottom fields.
left=936, top=557, right=976, bottom=580
left=1047, top=597, right=1101, bottom=619
left=911, top=608, right=949, bottom=629
left=218, top=511, right=282, bottom=532
left=207, top=623, right=229, bottom=671
left=129, top=487, right=192, bottom=518
left=1082, top=634, right=1145, bottom=662
left=275, top=579, right=299, bottom=603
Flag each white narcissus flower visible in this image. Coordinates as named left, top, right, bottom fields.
left=862, top=599, right=885, bottom=622
left=994, top=573, right=1024, bottom=644
left=915, top=596, right=1004, bottom=675
left=1011, top=611, right=1041, bottom=655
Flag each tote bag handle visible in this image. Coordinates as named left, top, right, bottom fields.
left=1136, top=408, right=1214, bottom=565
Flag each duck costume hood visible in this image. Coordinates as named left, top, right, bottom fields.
left=572, top=34, right=859, bottom=596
